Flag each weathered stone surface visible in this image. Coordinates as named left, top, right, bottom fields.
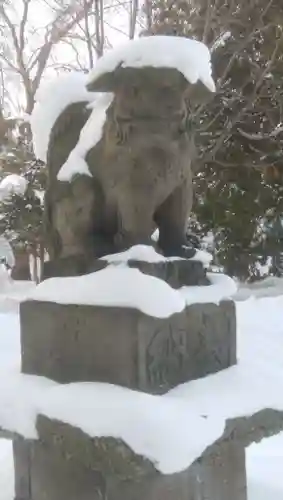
left=36, top=415, right=157, bottom=482
left=0, top=428, right=14, bottom=439
left=218, top=408, right=283, bottom=449
left=13, top=438, right=32, bottom=500
left=43, top=255, right=107, bottom=280
left=127, top=258, right=209, bottom=287
left=13, top=406, right=283, bottom=500
left=30, top=440, right=106, bottom=500
left=21, top=299, right=236, bottom=392
left=13, top=414, right=247, bottom=500
left=87, top=66, right=188, bottom=93
left=45, top=65, right=198, bottom=266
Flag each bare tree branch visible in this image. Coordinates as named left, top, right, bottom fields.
left=203, top=32, right=283, bottom=164
left=129, top=0, right=139, bottom=39
left=19, top=0, right=31, bottom=52
left=83, top=0, right=94, bottom=68
left=31, top=0, right=95, bottom=98
left=94, top=0, right=104, bottom=57
left=237, top=125, right=283, bottom=141
left=143, top=0, right=152, bottom=31
left=0, top=0, right=136, bottom=113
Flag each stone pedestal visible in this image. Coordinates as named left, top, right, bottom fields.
left=20, top=299, right=236, bottom=392
left=15, top=258, right=243, bottom=500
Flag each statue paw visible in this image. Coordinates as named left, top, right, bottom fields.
left=179, top=244, right=197, bottom=259
left=161, top=242, right=197, bottom=259
left=186, top=231, right=202, bottom=249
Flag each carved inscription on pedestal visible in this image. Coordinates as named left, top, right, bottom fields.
left=146, top=325, right=187, bottom=389
left=137, top=301, right=236, bottom=393
left=138, top=319, right=189, bottom=393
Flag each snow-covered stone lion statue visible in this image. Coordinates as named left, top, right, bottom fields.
left=31, top=36, right=215, bottom=275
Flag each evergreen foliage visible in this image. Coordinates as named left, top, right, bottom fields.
left=148, top=0, right=283, bottom=280
left=0, top=120, right=46, bottom=254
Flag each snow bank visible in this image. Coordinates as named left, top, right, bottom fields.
left=0, top=279, right=36, bottom=313
left=0, top=264, right=12, bottom=292
left=0, top=311, right=20, bottom=372
left=235, top=276, right=283, bottom=301
left=57, top=93, right=113, bottom=182
left=30, top=72, right=96, bottom=163
left=101, top=245, right=212, bottom=266
left=247, top=432, right=283, bottom=499
left=0, top=235, right=15, bottom=268
left=0, top=174, right=27, bottom=202
left=87, top=36, right=216, bottom=93
left=28, top=266, right=186, bottom=318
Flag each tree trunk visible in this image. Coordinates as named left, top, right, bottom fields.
left=11, top=248, right=31, bottom=281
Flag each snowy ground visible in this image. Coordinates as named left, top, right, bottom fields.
left=0, top=283, right=283, bottom=498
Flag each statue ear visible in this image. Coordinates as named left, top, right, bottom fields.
left=86, top=64, right=123, bottom=92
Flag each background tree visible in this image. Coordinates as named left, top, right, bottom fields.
left=0, top=112, right=45, bottom=280
left=146, top=0, right=283, bottom=280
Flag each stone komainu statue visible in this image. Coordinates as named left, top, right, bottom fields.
left=44, top=66, right=209, bottom=274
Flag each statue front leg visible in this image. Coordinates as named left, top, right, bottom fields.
left=155, top=180, right=196, bottom=258
left=114, top=193, right=154, bottom=252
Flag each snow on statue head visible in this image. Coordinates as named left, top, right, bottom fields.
left=35, top=36, right=215, bottom=277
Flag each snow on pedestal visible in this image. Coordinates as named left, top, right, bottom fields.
left=28, top=266, right=185, bottom=319
left=101, top=244, right=213, bottom=268
left=27, top=247, right=236, bottom=313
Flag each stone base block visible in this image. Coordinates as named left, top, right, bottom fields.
left=21, top=299, right=236, bottom=392
left=13, top=416, right=247, bottom=500
left=13, top=438, right=32, bottom=500
left=43, top=255, right=209, bottom=288
left=127, top=258, right=209, bottom=287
